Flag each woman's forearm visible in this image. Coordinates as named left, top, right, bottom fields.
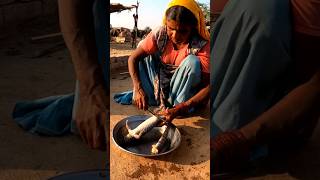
left=128, top=56, right=141, bottom=88
left=58, top=0, right=104, bottom=93
left=128, top=47, right=147, bottom=89
left=185, top=72, right=211, bottom=109
left=240, top=70, right=320, bottom=144
left=188, top=85, right=210, bottom=107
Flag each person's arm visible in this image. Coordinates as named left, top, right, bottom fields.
left=240, top=69, right=320, bottom=144
left=181, top=41, right=211, bottom=111
left=128, top=46, right=147, bottom=91
left=58, top=0, right=102, bottom=87
left=160, top=41, right=211, bottom=122
left=58, top=0, right=108, bottom=150
left=177, top=72, right=210, bottom=111
left=128, top=46, right=149, bottom=110
left=161, top=72, right=210, bottom=122
left=128, top=30, right=158, bottom=110
left=185, top=84, right=210, bottom=109
left=210, top=69, right=320, bottom=174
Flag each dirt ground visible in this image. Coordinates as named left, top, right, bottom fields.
left=0, top=16, right=106, bottom=180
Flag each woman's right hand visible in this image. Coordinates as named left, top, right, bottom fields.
left=133, top=85, right=148, bottom=110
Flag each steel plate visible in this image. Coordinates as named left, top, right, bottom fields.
left=112, top=115, right=181, bottom=157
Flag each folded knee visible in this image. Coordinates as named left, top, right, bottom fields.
left=183, top=55, right=201, bottom=74
left=241, top=0, right=291, bottom=36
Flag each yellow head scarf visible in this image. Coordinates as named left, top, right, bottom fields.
left=163, top=0, right=210, bottom=41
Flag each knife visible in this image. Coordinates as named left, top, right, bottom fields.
left=146, top=108, right=174, bottom=127
left=147, top=108, right=162, bottom=120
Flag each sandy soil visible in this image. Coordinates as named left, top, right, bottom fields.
left=110, top=42, right=134, bottom=57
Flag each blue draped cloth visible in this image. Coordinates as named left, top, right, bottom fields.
left=113, top=54, right=202, bottom=107
left=210, top=0, right=292, bottom=137
left=210, top=0, right=292, bottom=164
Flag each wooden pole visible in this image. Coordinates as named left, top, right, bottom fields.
left=135, top=1, right=139, bottom=40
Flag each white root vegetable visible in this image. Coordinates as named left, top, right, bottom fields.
left=126, top=115, right=161, bottom=139
left=151, top=125, right=170, bottom=154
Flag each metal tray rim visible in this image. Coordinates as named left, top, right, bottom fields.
left=112, top=115, right=181, bottom=157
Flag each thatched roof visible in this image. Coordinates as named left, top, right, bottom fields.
left=110, top=3, right=136, bottom=13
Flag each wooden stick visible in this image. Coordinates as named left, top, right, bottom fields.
left=31, top=32, right=62, bottom=41
left=119, top=72, right=129, bottom=75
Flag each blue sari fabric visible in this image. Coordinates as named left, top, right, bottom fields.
left=211, top=0, right=292, bottom=136
left=114, top=54, right=202, bottom=107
